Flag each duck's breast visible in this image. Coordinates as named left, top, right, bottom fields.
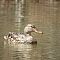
left=26, top=36, right=33, bottom=43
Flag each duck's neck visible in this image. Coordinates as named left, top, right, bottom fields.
left=24, top=32, right=31, bottom=36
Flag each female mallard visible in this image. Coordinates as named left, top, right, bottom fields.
left=4, top=24, right=43, bottom=44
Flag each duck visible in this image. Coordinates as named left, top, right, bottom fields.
left=4, top=24, right=43, bottom=44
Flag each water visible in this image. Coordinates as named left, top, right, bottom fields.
left=0, top=0, right=60, bottom=60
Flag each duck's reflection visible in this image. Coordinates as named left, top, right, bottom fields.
left=4, top=41, right=37, bottom=60
left=14, top=44, right=33, bottom=60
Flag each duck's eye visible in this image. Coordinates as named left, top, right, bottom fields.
left=31, top=26, right=33, bottom=27
left=31, top=26, right=36, bottom=28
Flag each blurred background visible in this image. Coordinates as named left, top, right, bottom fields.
left=0, top=0, right=60, bottom=60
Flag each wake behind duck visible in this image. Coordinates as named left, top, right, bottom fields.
left=4, top=24, right=43, bottom=44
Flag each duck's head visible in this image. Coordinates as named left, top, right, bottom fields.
left=24, top=24, right=43, bottom=35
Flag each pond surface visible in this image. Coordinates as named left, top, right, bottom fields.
left=0, top=0, right=60, bottom=60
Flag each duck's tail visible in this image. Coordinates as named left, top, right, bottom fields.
left=4, top=32, right=12, bottom=40
left=4, top=36, right=8, bottom=40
